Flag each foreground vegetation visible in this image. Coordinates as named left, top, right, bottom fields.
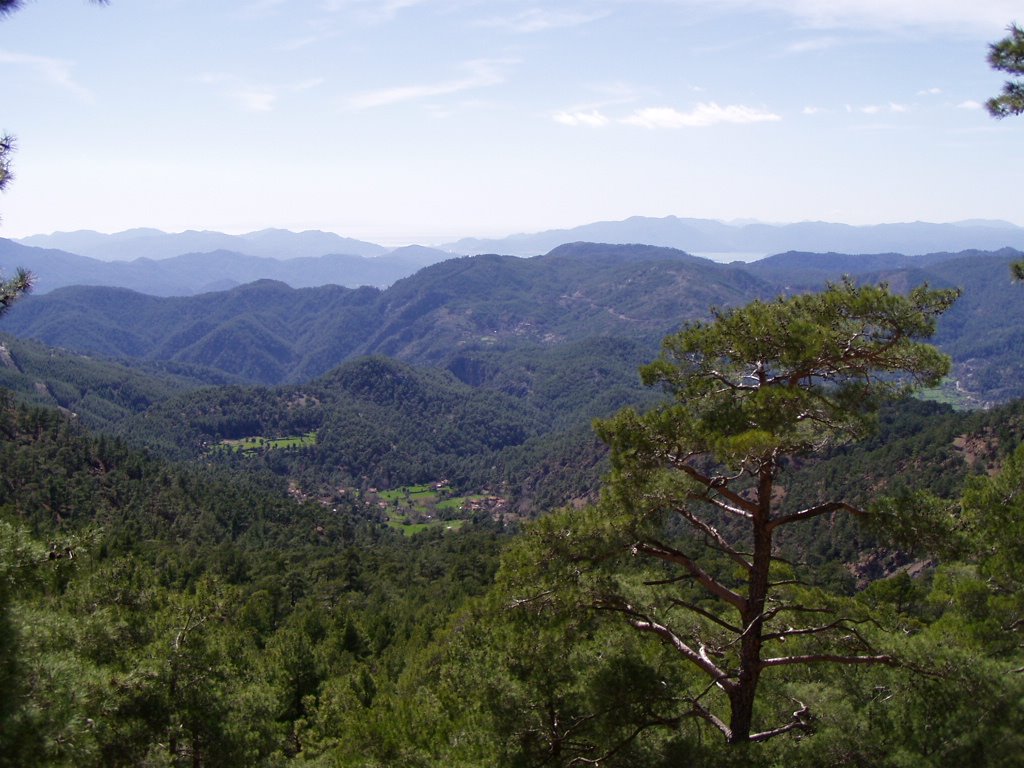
left=2, top=277, right=1024, bottom=765
left=3, top=387, right=1024, bottom=766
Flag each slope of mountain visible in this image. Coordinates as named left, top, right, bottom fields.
left=0, top=332, right=228, bottom=428
left=115, top=352, right=640, bottom=511
left=363, top=243, right=772, bottom=363
left=3, top=243, right=1024, bottom=404
left=1, top=280, right=384, bottom=384
left=2, top=244, right=767, bottom=384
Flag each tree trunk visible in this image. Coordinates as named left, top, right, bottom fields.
left=729, top=467, right=774, bottom=743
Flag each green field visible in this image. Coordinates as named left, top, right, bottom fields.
left=917, top=381, right=975, bottom=410
left=388, top=518, right=467, bottom=537
left=375, top=483, right=477, bottom=536
left=212, top=431, right=317, bottom=454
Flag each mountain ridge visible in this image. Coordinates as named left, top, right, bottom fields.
left=4, top=242, right=1022, bottom=404
left=0, top=239, right=453, bottom=295
left=17, top=227, right=391, bottom=261
left=444, top=215, right=1024, bottom=258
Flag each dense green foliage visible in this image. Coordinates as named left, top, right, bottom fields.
left=0, top=398, right=505, bottom=765
left=2, top=247, right=744, bottom=385
left=0, top=332, right=227, bottom=429
left=5, top=245, right=1024, bottom=407
left=534, top=282, right=958, bottom=744
left=106, top=347, right=661, bottom=513
left=0, top=268, right=30, bottom=317
left=987, top=23, right=1024, bottom=118
left=3, top=343, right=1024, bottom=765
left=2, top=253, right=1024, bottom=764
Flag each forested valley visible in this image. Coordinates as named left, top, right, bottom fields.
left=2, top=243, right=1024, bottom=766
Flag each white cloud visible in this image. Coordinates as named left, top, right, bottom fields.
left=786, top=36, right=841, bottom=53
left=237, top=0, right=290, bottom=19
left=198, top=72, right=234, bottom=85
left=349, top=58, right=512, bottom=109
left=200, top=73, right=325, bottom=112
left=280, top=34, right=321, bottom=51
left=237, top=88, right=277, bottom=112
left=321, top=0, right=427, bottom=24
left=848, top=103, right=910, bottom=115
left=551, top=82, right=650, bottom=126
left=0, top=49, right=92, bottom=101
left=958, top=99, right=983, bottom=110
left=475, top=8, right=609, bottom=33
left=918, top=87, right=943, bottom=95
left=665, top=0, right=1018, bottom=34
left=802, top=105, right=827, bottom=114
left=621, top=103, right=781, bottom=128
left=553, top=109, right=610, bottom=127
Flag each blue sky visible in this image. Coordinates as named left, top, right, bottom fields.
left=1, top=0, right=1021, bottom=245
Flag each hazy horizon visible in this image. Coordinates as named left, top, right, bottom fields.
left=2, top=1, right=1021, bottom=242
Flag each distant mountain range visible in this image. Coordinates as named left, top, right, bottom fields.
left=16, top=227, right=391, bottom=261
left=0, top=238, right=453, bottom=296
left=4, top=242, right=1023, bottom=405
left=443, top=216, right=1024, bottom=258
left=7, top=217, right=1024, bottom=297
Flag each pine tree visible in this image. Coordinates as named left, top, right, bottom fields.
left=518, top=281, right=958, bottom=745
left=987, top=23, right=1024, bottom=119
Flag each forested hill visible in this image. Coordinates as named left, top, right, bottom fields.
left=4, top=365, right=1024, bottom=765
left=1, top=243, right=776, bottom=384
left=3, top=242, right=1023, bottom=403
left=4, top=243, right=1024, bottom=764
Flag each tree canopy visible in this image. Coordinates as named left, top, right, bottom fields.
left=987, top=23, right=1024, bottom=118
left=521, top=280, right=958, bottom=745
left=0, top=269, right=31, bottom=318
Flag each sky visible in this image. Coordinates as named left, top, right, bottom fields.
left=1, top=0, right=1021, bottom=245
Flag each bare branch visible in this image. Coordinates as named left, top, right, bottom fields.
left=643, top=574, right=690, bottom=587
left=706, top=368, right=758, bottom=391
left=761, top=616, right=878, bottom=643
left=507, top=590, right=556, bottom=609
left=702, top=494, right=755, bottom=520
left=674, top=463, right=758, bottom=516
left=760, top=653, right=894, bottom=668
left=762, top=603, right=835, bottom=622
left=767, top=500, right=865, bottom=532
left=749, top=701, right=814, bottom=742
left=634, top=540, right=747, bottom=611
left=667, top=598, right=742, bottom=634
left=567, top=715, right=682, bottom=767
left=673, top=504, right=753, bottom=572
left=596, top=598, right=737, bottom=690
left=690, top=698, right=733, bottom=740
